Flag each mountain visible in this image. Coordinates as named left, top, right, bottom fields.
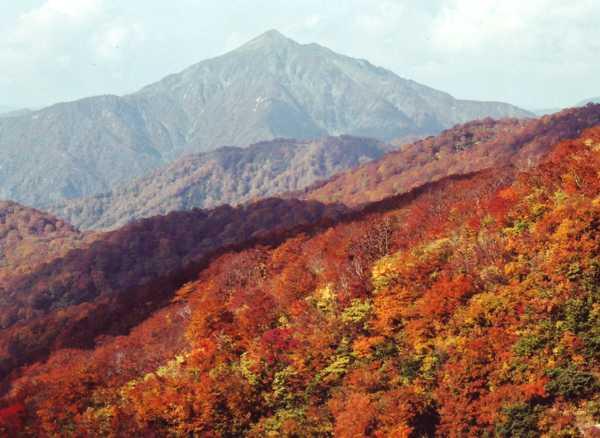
left=49, top=99, right=597, bottom=232
left=0, top=30, right=531, bottom=208
left=0, top=106, right=15, bottom=114
left=48, top=136, right=388, bottom=230
left=4, top=126, right=600, bottom=436
left=302, top=105, right=600, bottom=206
left=0, top=109, right=33, bottom=119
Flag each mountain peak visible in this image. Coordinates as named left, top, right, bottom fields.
left=239, top=29, right=298, bottom=50
left=260, top=29, right=287, bottom=39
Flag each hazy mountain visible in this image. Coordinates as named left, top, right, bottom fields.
left=529, top=96, right=600, bottom=115
left=0, top=108, right=33, bottom=118
left=0, top=30, right=531, bottom=208
left=48, top=136, right=388, bottom=230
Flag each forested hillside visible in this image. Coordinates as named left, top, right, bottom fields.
left=304, top=105, right=600, bottom=206
left=0, top=201, right=95, bottom=281
left=48, top=136, right=387, bottom=230
left=0, top=198, right=346, bottom=387
left=39, top=104, right=600, bottom=234
left=2, top=126, right=600, bottom=436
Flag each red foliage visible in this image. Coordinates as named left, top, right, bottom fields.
left=260, top=328, right=299, bottom=363
left=0, top=402, right=24, bottom=434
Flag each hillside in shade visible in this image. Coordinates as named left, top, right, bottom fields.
left=0, top=201, right=95, bottom=282
left=0, top=30, right=531, bottom=208
left=0, top=197, right=347, bottom=386
left=48, top=136, right=387, bottom=230
left=2, top=127, right=600, bottom=436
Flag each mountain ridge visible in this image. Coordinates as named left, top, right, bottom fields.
left=0, top=30, right=531, bottom=208
left=46, top=105, right=600, bottom=231
left=1, top=106, right=597, bottom=390
left=301, top=105, right=600, bottom=206
left=47, top=136, right=388, bottom=230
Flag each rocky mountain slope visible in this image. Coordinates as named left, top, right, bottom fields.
left=0, top=30, right=531, bottom=207
left=48, top=136, right=387, bottom=230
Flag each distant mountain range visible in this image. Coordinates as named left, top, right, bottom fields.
left=529, top=108, right=562, bottom=116
left=529, top=96, right=600, bottom=116
left=48, top=136, right=388, bottom=230
left=0, top=30, right=531, bottom=208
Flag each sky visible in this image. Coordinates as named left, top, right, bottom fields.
left=1, top=0, right=599, bottom=110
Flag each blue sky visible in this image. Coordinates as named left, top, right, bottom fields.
left=1, top=0, right=599, bottom=109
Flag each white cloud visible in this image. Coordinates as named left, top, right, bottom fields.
left=22, top=0, right=103, bottom=22
left=94, top=22, right=145, bottom=59
left=355, top=1, right=408, bottom=35
left=303, top=14, right=322, bottom=30
left=0, top=0, right=147, bottom=105
left=9, top=0, right=103, bottom=48
left=431, top=0, right=600, bottom=57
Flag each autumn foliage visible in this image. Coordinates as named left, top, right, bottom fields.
left=2, top=124, right=600, bottom=436
left=2, top=107, right=600, bottom=436
left=304, top=105, right=600, bottom=206
left=0, top=198, right=346, bottom=385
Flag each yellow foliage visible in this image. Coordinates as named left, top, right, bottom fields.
left=552, top=218, right=575, bottom=241
left=371, top=254, right=402, bottom=291
left=313, top=283, right=336, bottom=313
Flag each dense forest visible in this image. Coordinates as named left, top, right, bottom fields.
left=0, top=198, right=346, bottom=385
left=48, top=136, right=388, bottom=230
left=1, top=122, right=600, bottom=435
left=304, top=106, right=600, bottom=206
